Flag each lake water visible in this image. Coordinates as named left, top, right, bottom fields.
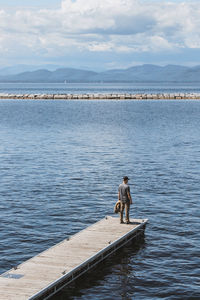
left=0, top=84, right=199, bottom=299
left=1, top=82, right=200, bottom=95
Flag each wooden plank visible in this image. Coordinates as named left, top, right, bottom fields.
left=0, top=216, right=148, bottom=300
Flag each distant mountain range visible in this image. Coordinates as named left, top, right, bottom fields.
left=0, top=64, right=62, bottom=76
left=0, top=64, right=200, bottom=83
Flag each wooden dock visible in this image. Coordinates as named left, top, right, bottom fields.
left=0, top=216, right=148, bottom=300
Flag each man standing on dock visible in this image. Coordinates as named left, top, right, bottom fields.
left=118, top=176, right=132, bottom=224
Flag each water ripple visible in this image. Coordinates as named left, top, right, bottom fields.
left=0, top=99, right=200, bottom=299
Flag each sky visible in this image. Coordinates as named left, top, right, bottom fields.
left=0, top=0, right=199, bottom=70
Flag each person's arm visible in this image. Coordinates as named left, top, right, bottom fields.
left=118, top=191, right=120, bottom=201
left=127, top=187, right=132, bottom=204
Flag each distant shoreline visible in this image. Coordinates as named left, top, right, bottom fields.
left=0, top=93, right=200, bottom=100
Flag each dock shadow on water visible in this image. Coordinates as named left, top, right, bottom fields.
left=51, top=235, right=146, bottom=300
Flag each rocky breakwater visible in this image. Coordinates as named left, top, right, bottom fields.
left=0, top=93, right=200, bottom=100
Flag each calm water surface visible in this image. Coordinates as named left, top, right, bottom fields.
left=1, top=82, right=200, bottom=94
left=0, top=98, right=199, bottom=299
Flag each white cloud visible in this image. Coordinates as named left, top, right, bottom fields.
left=0, top=0, right=200, bottom=66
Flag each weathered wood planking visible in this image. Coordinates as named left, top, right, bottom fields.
left=0, top=216, right=148, bottom=300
